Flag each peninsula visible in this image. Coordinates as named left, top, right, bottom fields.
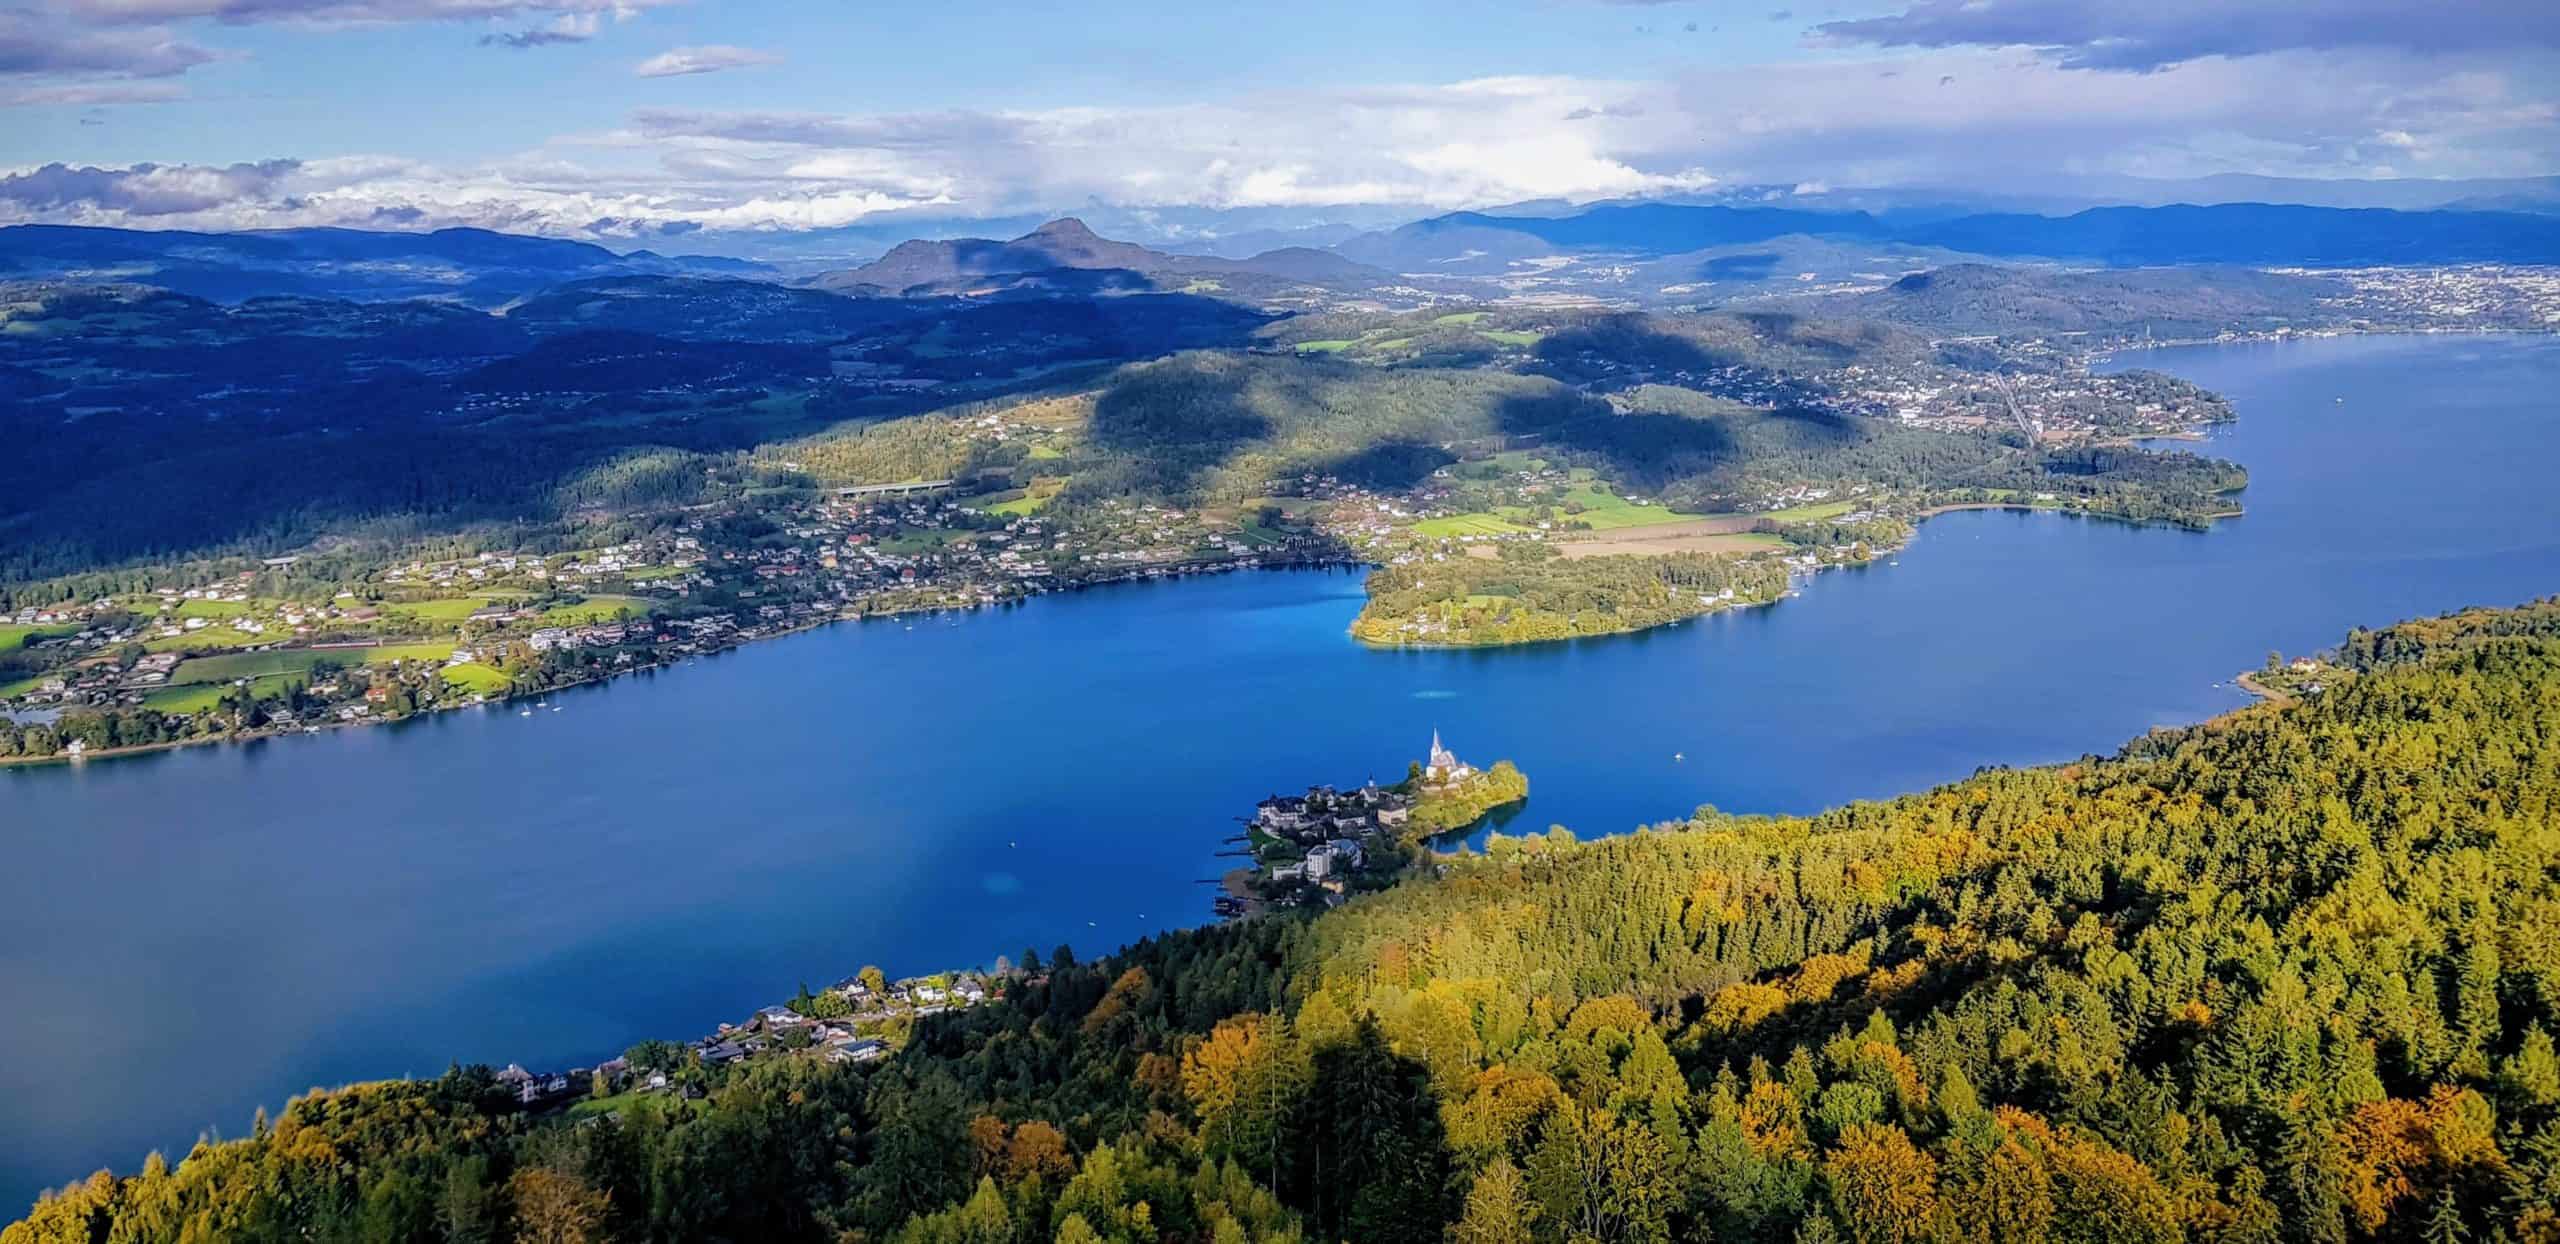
left=1225, top=732, right=1529, bottom=917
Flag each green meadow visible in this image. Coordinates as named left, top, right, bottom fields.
left=440, top=663, right=512, bottom=695
left=536, top=596, right=650, bottom=625
left=1761, top=499, right=1858, bottom=523
left=0, top=623, right=78, bottom=651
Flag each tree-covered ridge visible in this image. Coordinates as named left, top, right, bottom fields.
left=22, top=598, right=2556, bottom=1244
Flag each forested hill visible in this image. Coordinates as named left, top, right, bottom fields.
left=13, top=599, right=2560, bottom=1243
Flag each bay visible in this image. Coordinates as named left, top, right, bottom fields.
left=5, top=331, right=2557, bottom=1209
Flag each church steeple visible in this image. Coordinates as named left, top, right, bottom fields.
left=1427, top=729, right=1464, bottom=782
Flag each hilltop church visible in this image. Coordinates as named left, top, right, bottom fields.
left=1423, top=730, right=1476, bottom=786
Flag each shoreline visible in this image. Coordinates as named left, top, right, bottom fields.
left=1352, top=489, right=2249, bottom=651
left=1, top=555, right=1374, bottom=771
left=5, top=487, right=2251, bottom=768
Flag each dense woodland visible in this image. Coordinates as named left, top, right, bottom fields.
left=14, top=596, right=2559, bottom=1243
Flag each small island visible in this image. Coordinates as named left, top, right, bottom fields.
left=1222, top=731, right=1527, bottom=918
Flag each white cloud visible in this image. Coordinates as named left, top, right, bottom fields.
left=1816, top=0, right=2559, bottom=72
left=67, top=0, right=674, bottom=28
left=0, top=11, right=220, bottom=80
left=633, top=44, right=780, bottom=78
left=4, top=42, right=2554, bottom=236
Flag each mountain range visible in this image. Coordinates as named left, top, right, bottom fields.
left=0, top=224, right=770, bottom=306
left=4, top=199, right=2553, bottom=313
left=1333, top=202, right=2560, bottom=272
left=807, top=218, right=1394, bottom=298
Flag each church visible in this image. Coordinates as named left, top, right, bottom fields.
left=1423, top=730, right=1476, bottom=786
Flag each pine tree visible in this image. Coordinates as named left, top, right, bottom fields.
left=2422, top=1189, right=2469, bottom=1244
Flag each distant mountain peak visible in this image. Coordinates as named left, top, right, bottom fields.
left=1024, top=218, right=1102, bottom=241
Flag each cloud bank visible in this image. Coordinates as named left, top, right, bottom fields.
left=3, top=3, right=2554, bottom=238
left=1817, top=0, right=2560, bottom=72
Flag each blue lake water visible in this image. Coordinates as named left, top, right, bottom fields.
left=5, top=332, right=2559, bottom=1209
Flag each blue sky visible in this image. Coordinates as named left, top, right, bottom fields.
left=3, top=1, right=2555, bottom=238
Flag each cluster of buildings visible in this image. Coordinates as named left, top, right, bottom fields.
left=1227, top=737, right=1471, bottom=915
left=2298, top=265, right=2560, bottom=330
left=491, top=969, right=1003, bottom=1113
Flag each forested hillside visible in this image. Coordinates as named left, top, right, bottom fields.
left=12, top=597, right=2558, bottom=1242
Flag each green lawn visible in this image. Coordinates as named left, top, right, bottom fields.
left=387, top=597, right=496, bottom=622
left=142, top=684, right=231, bottom=714
left=175, top=597, right=252, bottom=619
left=144, top=628, right=268, bottom=653
left=1026, top=444, right=1066, bottom=461
left=167, top=643, right=447, bottom=687
left=1293, top=339, right=1358, bottom=354
left=1432, top=311, right=1488, bottom=325
left=1551, top=486, right=1704, bottom=531
left=441, top=663, right=512, bottom=695
left=1759, top=500, right=1857, bottom=523
left=1478, top=329, right=1544, bottom=348
left=537, top=596, right=650, bottom=625
left=1417, top=485, right=1702, bottom=538
left=171, top=651, right=330, bottom=685
left=0, top=623, right=77, bottom=651
left=1414, top=513, right=1532, bottom=538
left=0, top=674, right=49, bottom=699
left=880, top=530, right=966, bottom=555
left=986, top=477, right=1066, bottom=517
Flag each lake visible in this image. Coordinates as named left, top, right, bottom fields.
left=6, top=331, right=2558, bottom=1209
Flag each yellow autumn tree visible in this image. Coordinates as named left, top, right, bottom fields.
left=1825, top=1122, right=1938, bottom=1244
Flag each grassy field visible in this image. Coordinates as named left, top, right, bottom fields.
left=1432, top=311, right=1488, bottom=325
left=144, top=627, right=271, bottom=653
left=174, top=597, right=253, bottom=619
left=1417, top=482, right=1708, bottom=542
left=537, top=596, right=650, bottom=625
left=0, top=623, right=78, bottom=651
left=1294, top=339, right=1358, bottom=354
left=441, top=663, right=511, bottom=695
left=0, top=674, right=50, bottom=699
left=986, top=476, right=1067, bottom=517
left=1478, top=329, right=1544, bottom=348
left=1550, top=486, right=1703, bottom=531
left=1761, top=500, right=1857, bottom=523
left=141, top=684, right=231, bottom=714
left=172, top=650, right=330, bottom=685
left=1414, top=513, right=1533, bottom=538
left=171, top=643, right=455, bottom=687
left=387, top=597, right=500, bottom=622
